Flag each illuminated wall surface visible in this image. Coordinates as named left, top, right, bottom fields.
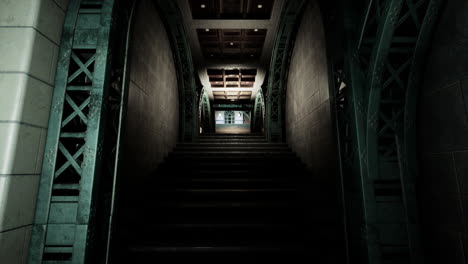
left=120, top=0, right=179, bottom=180
left=0, top=0, right=67, bottom=262
left=215, top=111, right=251, bottom=133
left=215, top=111, right=249, bottom=124
left=285, top=0, right=334, bottom=174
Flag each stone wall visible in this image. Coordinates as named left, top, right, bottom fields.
left=418, top=1, right=468, bottom=263
left=284, top=2, right=344, bottom=261
left=120, top=0, right=179, bottom=180
left=285, top=0, right=335, bottom=178
left=0, top=0, right=68, bottom=262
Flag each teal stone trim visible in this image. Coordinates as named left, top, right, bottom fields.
left=265, top=0, right=307, bottom=142
left=333, top=0, right=444, bottom=263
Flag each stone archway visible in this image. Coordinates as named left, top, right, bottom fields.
left=264, top=0, right=307, bottom=142
left=252, top=88, right=265, bottom=133
left=198, top=88, right=213, bottom=133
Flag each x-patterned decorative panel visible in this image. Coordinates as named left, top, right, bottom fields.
left=29, top=0, right=115, bottom=263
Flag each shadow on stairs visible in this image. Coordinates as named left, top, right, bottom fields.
left=113, top=133, right=344, bottom=263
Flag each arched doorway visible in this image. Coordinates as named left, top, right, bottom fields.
left=198, top=88, right=213, bottom=133
left=252, top=88, right=265, bottom=133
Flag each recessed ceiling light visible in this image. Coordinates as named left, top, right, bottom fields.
left=230, top=42, right=234, bottom=46
left=201, top=4, right=206, bottom=8
left=254, top=28, right=259, bottom=32
left=257, top=4, right=263, bottom=8
left=205, top=28, right=210, bottom=32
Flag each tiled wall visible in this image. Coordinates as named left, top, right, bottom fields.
left=418, top=1, right=468, bottom=263
left=120, top=0, right=179, bottom=182
left=285, top=0, right=335, bottom=178
left=284, top=3, right=343, bottom=261
left=0, top=0, right=68, bottom=263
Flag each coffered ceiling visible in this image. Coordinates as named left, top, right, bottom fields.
left=198, top=29, right=266, bottom=59
left=213, top=91, right=253, bottom=102
left=208, top=68, right=257, bottom=88
left=189, top=0, right=274, bottom=19
left=177, top=0, right=285, bottom=102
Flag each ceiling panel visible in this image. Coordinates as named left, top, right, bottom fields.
left=212, top=91, right=252, bottom=102
left=189, top=0, right=274, bottom=19
left=198, top=29, right=266, bottom=59
left=207, top=68, right=257, bottom=88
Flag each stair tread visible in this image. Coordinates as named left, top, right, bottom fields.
left=169, top=151, right=295, bottom=155
left=154, top=201, right=296, bottom=208
left=157, top=188, right=297, bottom=193
left=128, top=245, right=306, bottom=252
left=141, top=223, right=297, bottom=228
left=174, top=178, right=291, bottom=182
left=177, top=143, right=284, bottom=145
left=115, top=134, right=342, bottom=262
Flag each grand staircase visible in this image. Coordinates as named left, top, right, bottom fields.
left=116, top=133, right=343, bottom=263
